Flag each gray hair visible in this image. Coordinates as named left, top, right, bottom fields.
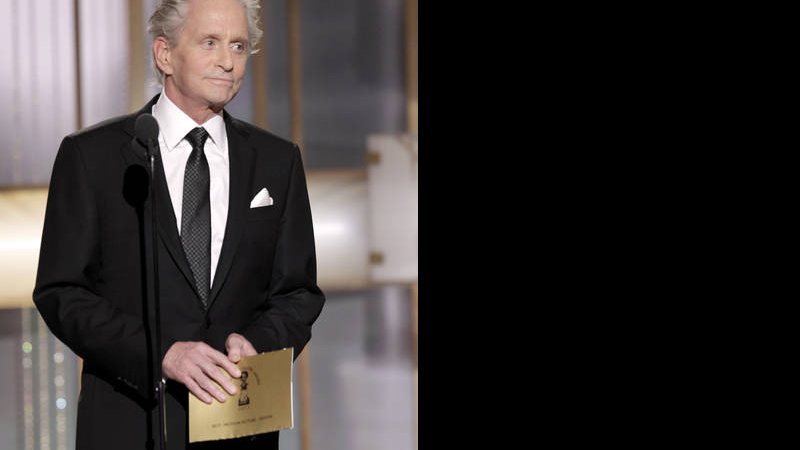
left=148, top=0, right=263, bottom=83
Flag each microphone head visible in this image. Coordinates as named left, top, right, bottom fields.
left=135, top=113, right=159, bottom=143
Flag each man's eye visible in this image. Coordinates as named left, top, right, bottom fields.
left=203, top=40, right=215, bottom=48
left=232, top=43, right=245, bottom=53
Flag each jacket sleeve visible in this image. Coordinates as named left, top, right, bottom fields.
left=33, top=136, right=152, bottom=400
left=240, top=145, right=325, bottom=360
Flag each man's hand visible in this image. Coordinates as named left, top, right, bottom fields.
left=225, top=333, right=257, bottom=363
left=162, top=341, right=241, bottom=404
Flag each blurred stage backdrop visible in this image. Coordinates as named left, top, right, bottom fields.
left=0, top=1, right=418, bottom=449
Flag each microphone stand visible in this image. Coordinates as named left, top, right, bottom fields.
left=145, top=139, right=168, bottom=450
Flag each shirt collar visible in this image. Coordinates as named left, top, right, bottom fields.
left=151, top=89, right=227, bottom=154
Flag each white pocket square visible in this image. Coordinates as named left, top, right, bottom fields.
left=250, top=188, right=274, bottom=208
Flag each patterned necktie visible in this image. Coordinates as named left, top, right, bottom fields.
left=181, top=127, right=211, bottom=307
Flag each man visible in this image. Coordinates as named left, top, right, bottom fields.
left=33, top=0, right=324, bottom=449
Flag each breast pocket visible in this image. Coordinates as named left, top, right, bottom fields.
left=244, top=204, right=280, bottom=265
left=247, top=204, right=280, bottom=222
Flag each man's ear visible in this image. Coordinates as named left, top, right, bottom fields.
left=153, top=37, right=173, bottom=76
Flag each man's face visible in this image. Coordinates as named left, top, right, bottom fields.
left=159, top=0, right=250, bottom=115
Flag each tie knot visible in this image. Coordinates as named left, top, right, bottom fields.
left=186, top=127, right=209, bottom=150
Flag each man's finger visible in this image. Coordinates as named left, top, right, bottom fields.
left=209, top=349, right=242, bottom=379
left=185, top=377, right=213, bottom=404
left=203, top=364, right=238, bottom=396
left=241, top=339, right=257, bottom=357
left=196, top=373, right=229, bottom=403
left=226, top=333, right=257, bottom=360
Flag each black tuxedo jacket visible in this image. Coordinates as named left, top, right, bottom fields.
left=33, top=95, right=325, bottom=450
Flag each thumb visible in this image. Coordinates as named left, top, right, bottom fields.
left=228, top=344, right=242, bottom=363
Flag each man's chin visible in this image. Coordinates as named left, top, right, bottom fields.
left=207, top=96, right=234, bottom=112
left=207, top=91, right=238, bottom=110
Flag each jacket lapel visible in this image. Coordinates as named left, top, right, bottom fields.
left=153, top=156, right=204, bottom=303
left=207, top=114, right=254, bottom=308
left=121, top=95, right=205, bottom=304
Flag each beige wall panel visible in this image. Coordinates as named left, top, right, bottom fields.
left=0, top=189, right=47, bottom=308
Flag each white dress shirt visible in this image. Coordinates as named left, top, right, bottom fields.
left=151, top=90, right=229, bottom=287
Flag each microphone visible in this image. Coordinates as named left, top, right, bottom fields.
left=135, top=113, right=160, bottom=158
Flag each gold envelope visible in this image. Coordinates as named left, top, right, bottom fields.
left=188, top=347, right=294, bottom=443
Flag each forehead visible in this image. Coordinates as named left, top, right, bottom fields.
left=182, top=0, right=248, bottom=37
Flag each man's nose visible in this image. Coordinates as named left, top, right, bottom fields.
left=217, top=47, right=234, bottom=71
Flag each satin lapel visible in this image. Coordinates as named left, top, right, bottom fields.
left=207, top=116, right=254, bottom=307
